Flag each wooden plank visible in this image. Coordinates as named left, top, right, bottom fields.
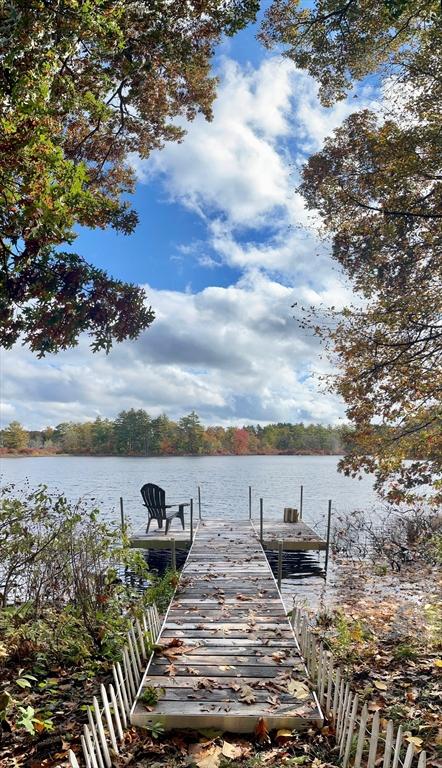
left=160, top=635, right=296, bottom=646
left=133, top=699, right=320, bottom=716
left=354, top=703, right=369, bottom=768
left=165, top=622, right=290, bottom=630
left=367, top=711, right=380, bottom=768
left=148, top=662, right=305, bottom=677
left=131, top=705, right=322, bottom=732
left=139, top=677, right=312, bottom=701
left=154, top=652, right=302, bottom=665
left=160, top=629, right=295, bottom=639
left=382, top=719, right=395, bottom=768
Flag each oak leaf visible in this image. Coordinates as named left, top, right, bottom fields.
left=287, top=680, right=310, bottom=699
left=238, top=684, right=256, bottom=704
left=188, top=743, right=222, bottom=768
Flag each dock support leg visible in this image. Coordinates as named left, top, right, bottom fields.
left=171, top=537, right=176, bottom=571
left=120, top=497, right=125, bottom=538
left=198, top=486, right=202, bottom=520
left=248, top=485, right=252, bottom=520
left=324, top=499, right=332, bottom=579
left=259, top=498, right=263, bottom=545
left=190, top=498, right=194, bottom=545
left=300, top=485, right=303, bottom=519
left=277, top=539, right=283, bottom=590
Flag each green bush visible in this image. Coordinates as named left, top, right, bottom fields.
left=0, top=484, right=148, bottom=665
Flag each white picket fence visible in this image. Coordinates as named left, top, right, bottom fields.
left=291, top=605, right=427, bottom=768
left=68, top=603, right=161, bottom=768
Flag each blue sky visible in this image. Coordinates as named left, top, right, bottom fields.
left=74, top=10, right=267, bottom=293
left=1, top=8, right=378, bottom=431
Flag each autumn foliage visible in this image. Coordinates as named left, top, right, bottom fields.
left=263, top=0, right=442, bottom=504
left=0, top=0, right=258, bottom=355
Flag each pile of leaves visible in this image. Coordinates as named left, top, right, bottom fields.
left=0, top=659, right=114, bottom=767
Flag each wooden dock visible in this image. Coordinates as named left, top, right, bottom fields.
left=130, top=519, right=323, bottom=732
left=255, top=519, right=326, bottom=551
left=130, top=518, right=325, bottom=552
left=130, top=527, right=194, bottom=550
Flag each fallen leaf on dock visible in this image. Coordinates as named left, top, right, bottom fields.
left=238, top=684, right=256, bottom=704
left=287, top=680, right=310, bottom=699
left=160, top=639, right=197, bottom=660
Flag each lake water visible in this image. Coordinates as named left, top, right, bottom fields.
left=0, top=455, right=379, bottom=537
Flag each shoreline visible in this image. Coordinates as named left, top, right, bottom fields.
left=0, top=450, right=345, bottom=459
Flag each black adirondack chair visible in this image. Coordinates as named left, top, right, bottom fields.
left=140, top=483, right=189, bottom=534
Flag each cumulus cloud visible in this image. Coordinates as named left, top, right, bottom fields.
left=1, top=272, right=345, bottom=430
left=132, top=55, right=375, bottom=274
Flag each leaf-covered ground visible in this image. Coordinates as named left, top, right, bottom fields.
left=0, top=662, right=114, bottom=767
left=295, top=559, right=442, bottom=766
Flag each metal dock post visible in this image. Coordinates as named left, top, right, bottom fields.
left=324, top=499, right=332, bottom=578
left=259, top=498, right=263, bottom=544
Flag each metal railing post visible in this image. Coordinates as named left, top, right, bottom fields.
left=248, top=485, right=252, bottom=520
left=198, top=486, right=202, bottom=520
left=277, top=539, right=283, bottom=590
left=259, top=498, right=263, bottom=544
left=171, top=537, right=176, bottom=571
left=120, top=497, right=125, bottom=538
left=324, top=499, right=332, bottom=578
left=190, top=498, right=194, bottom=544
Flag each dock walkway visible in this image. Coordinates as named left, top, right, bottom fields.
left=131, top=519, right=322, bottom=732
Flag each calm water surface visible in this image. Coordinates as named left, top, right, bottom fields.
left=1, top=455, right=378, bottom=535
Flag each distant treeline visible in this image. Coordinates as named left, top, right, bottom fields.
left=1, top=410, right=354, bottom=456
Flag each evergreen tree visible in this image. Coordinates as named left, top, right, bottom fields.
left=3, top=420, right=28, bottom=450
left=178, top=411, right=205, bottom=455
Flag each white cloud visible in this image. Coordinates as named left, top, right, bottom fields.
left=1, top=272, right=345, bottom=430
left=0, top=401, right=15, bottom=428
left=131, top=55, right=376, bottom=274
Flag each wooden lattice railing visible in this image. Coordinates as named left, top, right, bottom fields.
left=291, top=604, right=427, bottom=768
left=68, top=604, right=161, bottom=768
